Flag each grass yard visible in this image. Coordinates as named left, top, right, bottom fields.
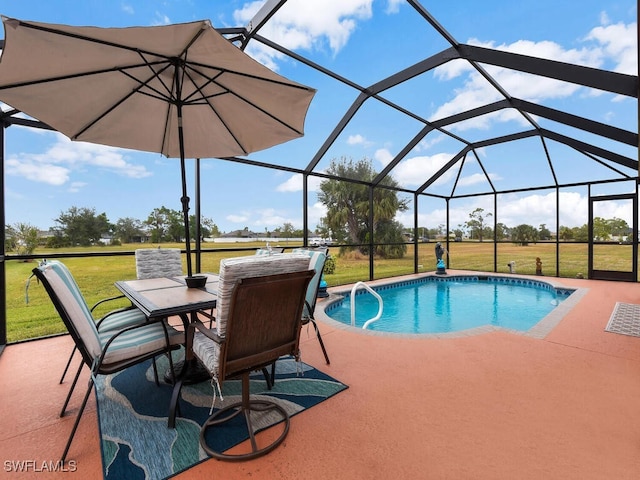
left=5, top=240, right=636, bottom=342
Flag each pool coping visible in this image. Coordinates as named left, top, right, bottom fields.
left=315, top=271, right=589, bottom=339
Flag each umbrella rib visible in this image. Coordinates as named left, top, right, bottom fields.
left=72, top=59, right=177, bottom=140
left=179, top=64, right=307, bottom=150
left=0, top=61, right=170, bottom=91
left=186, top=58, right=314, bottom=92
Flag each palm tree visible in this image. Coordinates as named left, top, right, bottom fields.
left=318, top=157, right=408, bottom=256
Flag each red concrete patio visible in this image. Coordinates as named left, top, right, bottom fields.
left=1, top=272, right=640, bottom=479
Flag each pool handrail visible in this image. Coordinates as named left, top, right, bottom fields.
left=350, top=281, right=384, bottom=329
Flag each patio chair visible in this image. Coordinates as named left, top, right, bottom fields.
left=135, top=247, right=183, bottom=279
left=59, top=248, right=185, bottom=384
left=255, top=246, right=285, bottom=255
left=169, top=253, right=313, bottom=460
left=291, top=248, right=331, bottom=364
left=261, top=248, right=330, bottom=389
left=32, top=260, right=184, bottom=462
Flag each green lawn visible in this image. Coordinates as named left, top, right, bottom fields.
left=5, top=240, right=635, bottom=343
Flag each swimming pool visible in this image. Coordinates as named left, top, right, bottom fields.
left=323, top=275, right=576, bottom=335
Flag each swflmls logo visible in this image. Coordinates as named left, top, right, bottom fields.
left=4, top=460, right=78, bottom=473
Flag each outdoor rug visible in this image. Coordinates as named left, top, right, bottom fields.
left=605, top=302, right=640, bottom=337
left=95, top=353, right=348, bottom=480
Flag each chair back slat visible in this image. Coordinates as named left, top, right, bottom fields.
left=135, top=248, right=183, bottom=279
left=33, top=261, right=102, bottom=359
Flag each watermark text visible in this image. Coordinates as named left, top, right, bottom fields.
left=4, top=460, right=77, bottom=473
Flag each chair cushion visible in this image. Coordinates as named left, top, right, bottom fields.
left=192, top=331, right=220, bottom=376
left=97, top=307, right=148, bottom=332
left=291, top=249, right=327, bottom=317
left=99, top=320, right=184, bottom=365
left=135, top=248, right=183, bottom=279
left=216, top=253, right=310, bottom=338
left=38, top=260, right=102, bottom=358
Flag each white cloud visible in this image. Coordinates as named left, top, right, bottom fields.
left=430, top=17, right=637, bottom=127
left=374, top=148, right=393, bottom=167
left=5, top=133, right=152, bottom=186
left=599, top=11, right=611, bottom=26
left=226, top=207, right=303, bottom=230
left=226, top=213, right=250, bottom=224
left=235, top=0, right=374, bottom=69
left=586, top=21, right=637, bottom=74
left=121, top=3, right=134, bottom=15
left=308, top=201, right=328, bottom=228
left=347, top=134, right=369, bottom=145
left=392, top=153, right=456, bottom=187
left=415, top=133, right=446, bottom=152
left=276, top=173, right=323, bottom=192
left=385, top=0, right=404, bottom=14
left=498, top=192, right=587, bottom=228
left=395, top=191, right=589, bottom=230
left=152, top=12, right=171, bottom=26
left=68, top=181, right=87, bottom=193
left=252, top=208, right=291, bottom=228
left=457, top=172, right=497, bottom=187
left=6, top=158, right=69, bottom=185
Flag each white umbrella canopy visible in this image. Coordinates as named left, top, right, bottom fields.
left=0, top=16, right=316, bottom=276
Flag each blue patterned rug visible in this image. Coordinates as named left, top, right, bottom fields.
left=95, top=354, right=347, bottom=479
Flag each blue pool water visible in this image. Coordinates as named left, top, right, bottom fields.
left=325, top=276, right=574, bottom=334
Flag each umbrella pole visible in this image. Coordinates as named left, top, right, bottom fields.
left=180, top=156, right=193, bottom=277
left=177, top=112, right=193, bottom=277
left=175, top=60, right=193, bottom=278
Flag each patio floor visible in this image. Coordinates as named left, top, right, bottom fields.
left=2, top=271, right=640, bottom=479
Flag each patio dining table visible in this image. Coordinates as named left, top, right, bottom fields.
left=114, top=274, right=219, bottom=323
left=115, top=273, right=219, bottom=401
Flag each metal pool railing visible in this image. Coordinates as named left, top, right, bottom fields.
left=350, top=281, right=384, bottom=330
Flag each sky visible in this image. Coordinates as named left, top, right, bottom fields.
left=0, top=0, right=637, bottom=235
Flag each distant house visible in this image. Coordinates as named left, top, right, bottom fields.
left=37, top=229, right=56, bottom=240
left=221, top=229, right=259, bottom=239
left=99, top=234, right=114, bottom=245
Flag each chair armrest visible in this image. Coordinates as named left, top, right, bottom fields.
left=196, top=309, right=216, bottom=323
left=94, top=304, right=141, bottom=330
left=90, top=294, right=127, bottom=312
left=188, top=318, right=223, bottom=344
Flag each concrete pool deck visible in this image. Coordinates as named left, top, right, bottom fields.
left=1, top=270, right=640, bottom=479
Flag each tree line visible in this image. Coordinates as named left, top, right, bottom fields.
left=431, top=207, right=631, bottom=246
left=6, top=157, right=633, bottom=257
left=5, top=207, right=313, bottom=256
left=5, top=206, right=221, bottom=254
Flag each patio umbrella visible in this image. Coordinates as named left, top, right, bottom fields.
left=0, top=16, right=316, bottom=276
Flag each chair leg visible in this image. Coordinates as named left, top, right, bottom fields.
left=61, top=376, right=94, bottom=462
left=199, top=372, right=290, bottom=461
left=60, top=346, right=77, bottom=384
left=60, top=362, right=84, bottom=417
left=151, top=357, right=159, bottom=386
left=167, top=356, right=186, bottom=429
left=261, top=366, right=273, bottom=390
left=309, top=318, right=330, bottom=365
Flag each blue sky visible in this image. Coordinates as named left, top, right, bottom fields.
left=0, top=0, right=637, bottom=234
